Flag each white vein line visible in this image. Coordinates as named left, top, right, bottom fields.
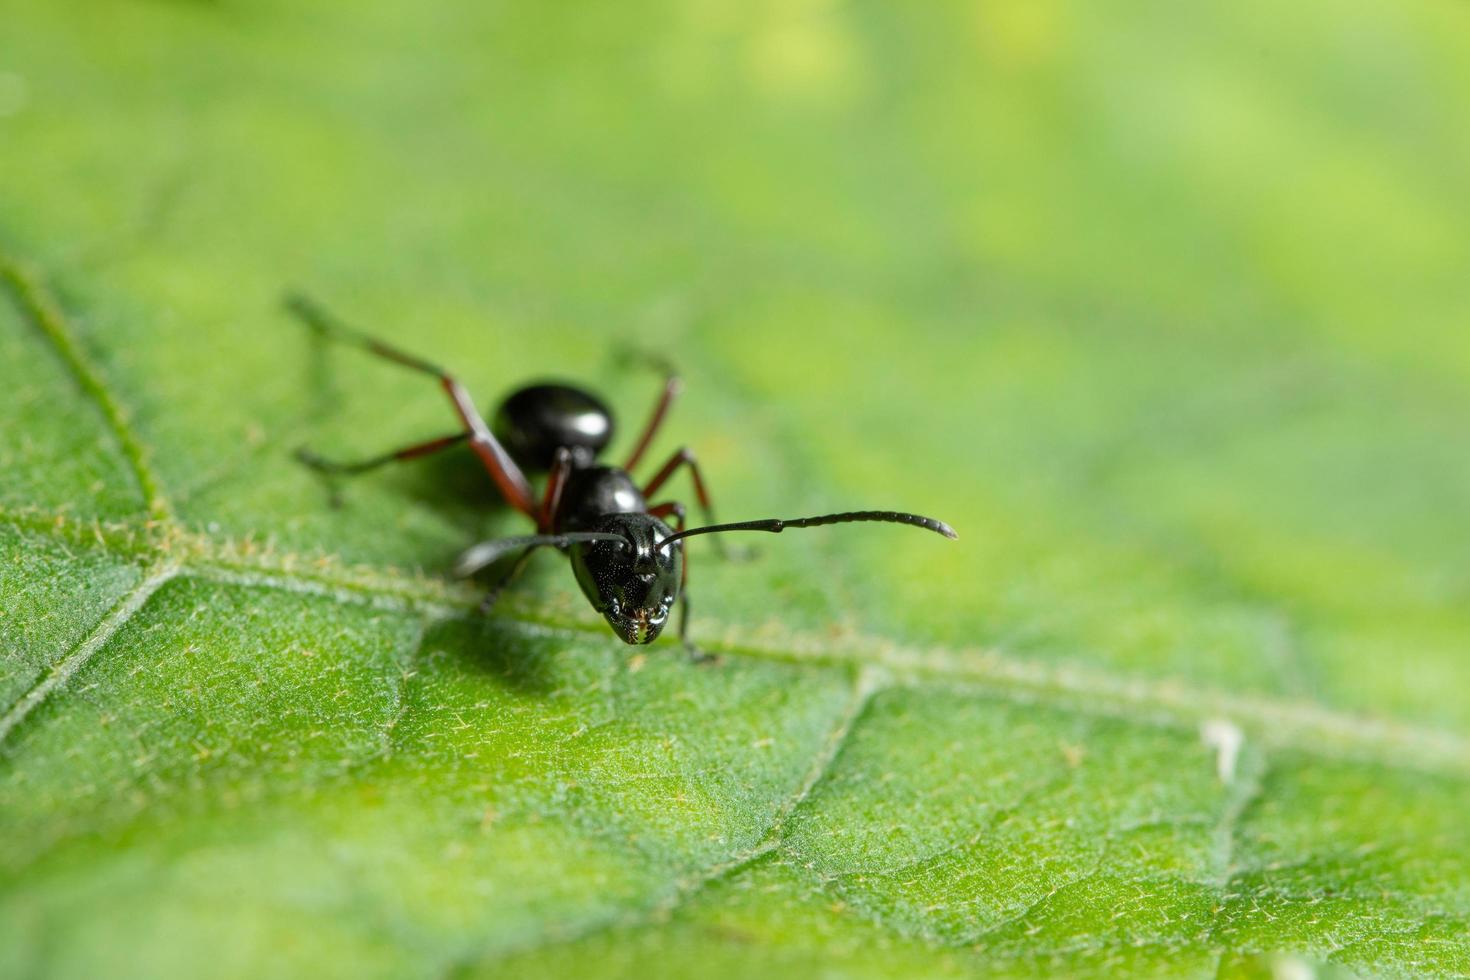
left=1203, top=744, right=1269, bottom=956
left=651, top=663, right=883, bottom=892
left=0, top=563, right=179, bottom=748
left=7, top=503, right=1470, bottom=778
left=446, top=668, right=884, bottom=973
left=191, top=562, right=443, bottom=615
left=1210, top=747, right=1266, bottom=889
left=837, top=647, right=1470, bottom=777
left=177, top=557, right=1470, bottom=776
left=378, top=615, right=434, bottom=758
left=752, top=665, right=884, bottom=845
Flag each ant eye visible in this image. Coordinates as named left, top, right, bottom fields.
left=608, top=598, right=622, bottom=618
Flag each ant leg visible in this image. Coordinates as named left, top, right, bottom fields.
left=649, top=501, right=719, bottom=665
left=648, top=501, right=691, bottom=592
left=296, top=431, right=468, bottom=475
left=643, top=447, right=749, bottom=560
left=539, top=447, right=574, bottom=533
left=285, top=293, right=537, bottom=519
left=478, top=545, right=541, bottom=615
left=623, top=372, right=682, bottom=472
left=643, top=448, right=716, bottom=525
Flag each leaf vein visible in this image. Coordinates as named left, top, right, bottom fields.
left=0, top=561, right=179, bottom=751
left=445, top=669, right=882, bottom=972
left=0, top=256, right=175, bottom=526
left=4, top=503, right=1470, bottom=777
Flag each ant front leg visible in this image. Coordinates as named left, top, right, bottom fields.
left=285, top=293, right=538, bottom=521
left=477, top=545, right=541, bottom=615
left=649, top=501, right=719, bottom=665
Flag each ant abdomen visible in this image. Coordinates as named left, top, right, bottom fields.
left=492, top=382, right=614, bottom=470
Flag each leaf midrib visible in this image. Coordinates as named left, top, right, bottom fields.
left=7, top=499, right=1470, bottom=776
left=4, top=255, right=1470, bottom=781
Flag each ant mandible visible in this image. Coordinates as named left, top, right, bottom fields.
left=286, top=294, right=956, bottom=657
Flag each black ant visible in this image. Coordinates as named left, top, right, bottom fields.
left=286, top=294, right=956, bottom=657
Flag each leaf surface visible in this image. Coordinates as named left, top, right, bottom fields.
left=2, top=2, right=1470, bottom=977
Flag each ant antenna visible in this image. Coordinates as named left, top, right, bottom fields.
left=658, top=511, right=957, bottom=550
left=456, top=532, right=627, bottom=577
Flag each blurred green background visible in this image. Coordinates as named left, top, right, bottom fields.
left=2, top=0, right=1469, bottom=977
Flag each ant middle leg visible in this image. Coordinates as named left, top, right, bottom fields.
left=285, top=292, right=537, bottom=518
left=643, top=447, right=751, bottom=561
left=643, top=447, right=716, bottom=526
left=539, top=447, right=574, bottom=533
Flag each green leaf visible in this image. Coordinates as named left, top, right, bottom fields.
left=3, top=2, right=1469, bottom=978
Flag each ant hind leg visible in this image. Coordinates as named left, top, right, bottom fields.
left=285, top=292, right=538, bottom=520
left=296, top=431, right=469, bottom=477
left=621, top=352, right=682, bottom=473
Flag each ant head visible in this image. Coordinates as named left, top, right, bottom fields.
left=568, top=513, right=683, bottom=645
